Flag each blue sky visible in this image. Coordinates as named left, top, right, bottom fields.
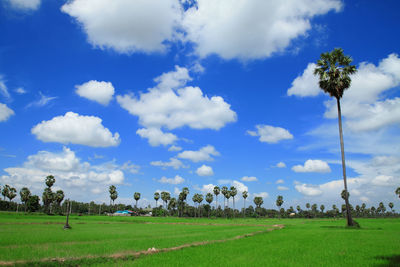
left=1, top=0, right=399, bottom=209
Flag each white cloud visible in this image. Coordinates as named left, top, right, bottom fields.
left=151, top=157, right=187, bottom=170
left=0, top=103, right=14, bottom=122
left=0, top=76, right=10, bottom=99
left=31, top=112, right=120, bottom=147
left=15, top=87, right=27, bottom=94
left=117, top=66, right=236, bottom=146
left=371, top=175, right=396, bottom=187
left=276, top=179, right=285, bottom=184
left=61, top=0, right=182, bottom=54
left=292, top=159, right=331, bottom=173
left=294, top=183, right=323, bottom=196
left=196, top=183, right=216, bottom=194
left=247, top=124, right=293, bottom=144
left=253, top=192, right=269, bottom=198
left=240, top=176, right=257, bottom=182
left=0, top=147, right=126, bottom=202
left=182, top=0, right=342, bottom=60
left=168, top=145, right=182, bottom=152
left=26, top=92, right=57, bottom=108
left=196, top=164, right=214, bottom=176
left=276, top=162, right=286, bottom=168
left=136, top=128, right=178, bottom=146
left=178, top=145, right=220, bottom=162
left=158, top=175, right=185, bottom=185
left=75, top=80, right=115, bottom=105
left=120, top=161, right=140, bottom=174
left=287, top=63, right=319, bottom=97
left=277, top=186, right=289, bottom=191
left=7, top=0, right=40, bottom=11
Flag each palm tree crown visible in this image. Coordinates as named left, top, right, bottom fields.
left=314, top=48, right=357, bottom=99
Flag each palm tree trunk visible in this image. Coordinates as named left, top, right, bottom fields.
left=336, top=97, right=354, bottom=227
left=243, top=199, right=246, bottom=218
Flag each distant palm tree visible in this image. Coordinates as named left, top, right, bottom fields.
left=168, top=197, right=177, bottom=215
left=198, top=194, right=204, bottom=217
left=221, top=186, right=228, bottom=209
left=45, top=175, right=56, bottom=188
left=134, top=192, right=141, bottom=208
left=55, top=190, right=64, bottom=214
left=253, top=197, right=263, bottom=217
left=296, top=205, right=301, bottom=214
left=192, top=194, right=198, bottom=217
left=388, top=202, right=394, bottom=213
left=230, top=186, right=237, bottom=214
left=242, top=191, right=248, bottom=217
left=396, top=187, right=400, bottom=198
left=109, top=185, right=118, bottom=212
left=213, top=186, right=220, bottom=209
left=7, top=187, right=16, bottom=203
left=320, top=205, right=325, bottom=214
left=306, top=203, right=310, bottom=210
left=20, top=187, right=31, bottom=212
left=206, top=193, right=213, bottom=218
left=314, top=48, right=357, bottom=227
left=276, top=196, right=283, bottom=219
left=154, top=192, right=160, bottom=207
left=2, top=185, right=10, bottom=200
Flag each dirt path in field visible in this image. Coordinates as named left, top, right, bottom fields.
left=0, top=223, right=284, bottom=266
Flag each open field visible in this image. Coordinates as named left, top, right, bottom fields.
left=0, top=213, right=399, bottom=266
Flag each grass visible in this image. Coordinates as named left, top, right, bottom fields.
left=0, top=212, right=399, bottom=266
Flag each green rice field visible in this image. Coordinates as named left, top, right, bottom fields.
left=0, top=212, right=399, bottom=266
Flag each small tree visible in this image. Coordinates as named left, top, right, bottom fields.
left=27, top=195, right=40, bottom=212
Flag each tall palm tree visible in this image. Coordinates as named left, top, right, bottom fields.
left=134, top=192, right=141, bottom=208
left=242, top=191, right=248, bottom=217
left=253, top=196, right=263, bottom=217
left=320, top=204, right=325, bottom=214
left=20, top=187, right=31, bottom=212
left=198, top=194, right=203, bottom=218
left=396, top=187, right=400, bottom=198
left=213, top=186, right=220, bottom=209
left=230, top=186, right=237, bottom=212
left=161, top=191, right=167, bottom=209
left=55, top=190, right=64, bottom=214
left=314, top=48, right=357, bottom=226
left=154, top=192, right=160, bottom=207
left=306, top=203, right=310, bottom=211
left=168, top=197, right=177, bottom=215
left=192, top=194, right=198, bottom=217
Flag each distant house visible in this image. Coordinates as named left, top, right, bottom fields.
left=112, top=210, right=137, bottom=216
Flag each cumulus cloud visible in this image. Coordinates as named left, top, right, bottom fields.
left=196, top=164, right=214, bottom=176
left=75, top=80, right=115, bottom=105
left=120, top=160, right=140, bottom=174
left=276, top=179, right=285, bottom=184
left=150, top=157, right=187, bottom=170
left=276, top=162, right=286, bottom=168
left=247, top=125, right=293, bottom=144
left=240, top=176, right=257, bottom=182
left=0, top=103, right=14, bottom=122
left=0, top=147, right=126, bottom=202
left=292, top=159, right=331, bottom=173
left=7, top=0, right=40, bottom=11
left=182, top=0, right=342, bottom=60
left=61, top=0, right=182, bottom=54
left=287, top=63, right=319, bottom=97
left=117, top=66, right=236, bottom=146
left=158, top=175, right=185, bottom=184
left=232, top=180, right=248, bottom=194
left=31, top=112, right=120, bottom=147
left=196, top=183, right=216, bottom=194
left=178, top=145, right=220, bottom=162
left=136, top=128, right=178, bottom=146
left=294, top=183, right=323, bottom=196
